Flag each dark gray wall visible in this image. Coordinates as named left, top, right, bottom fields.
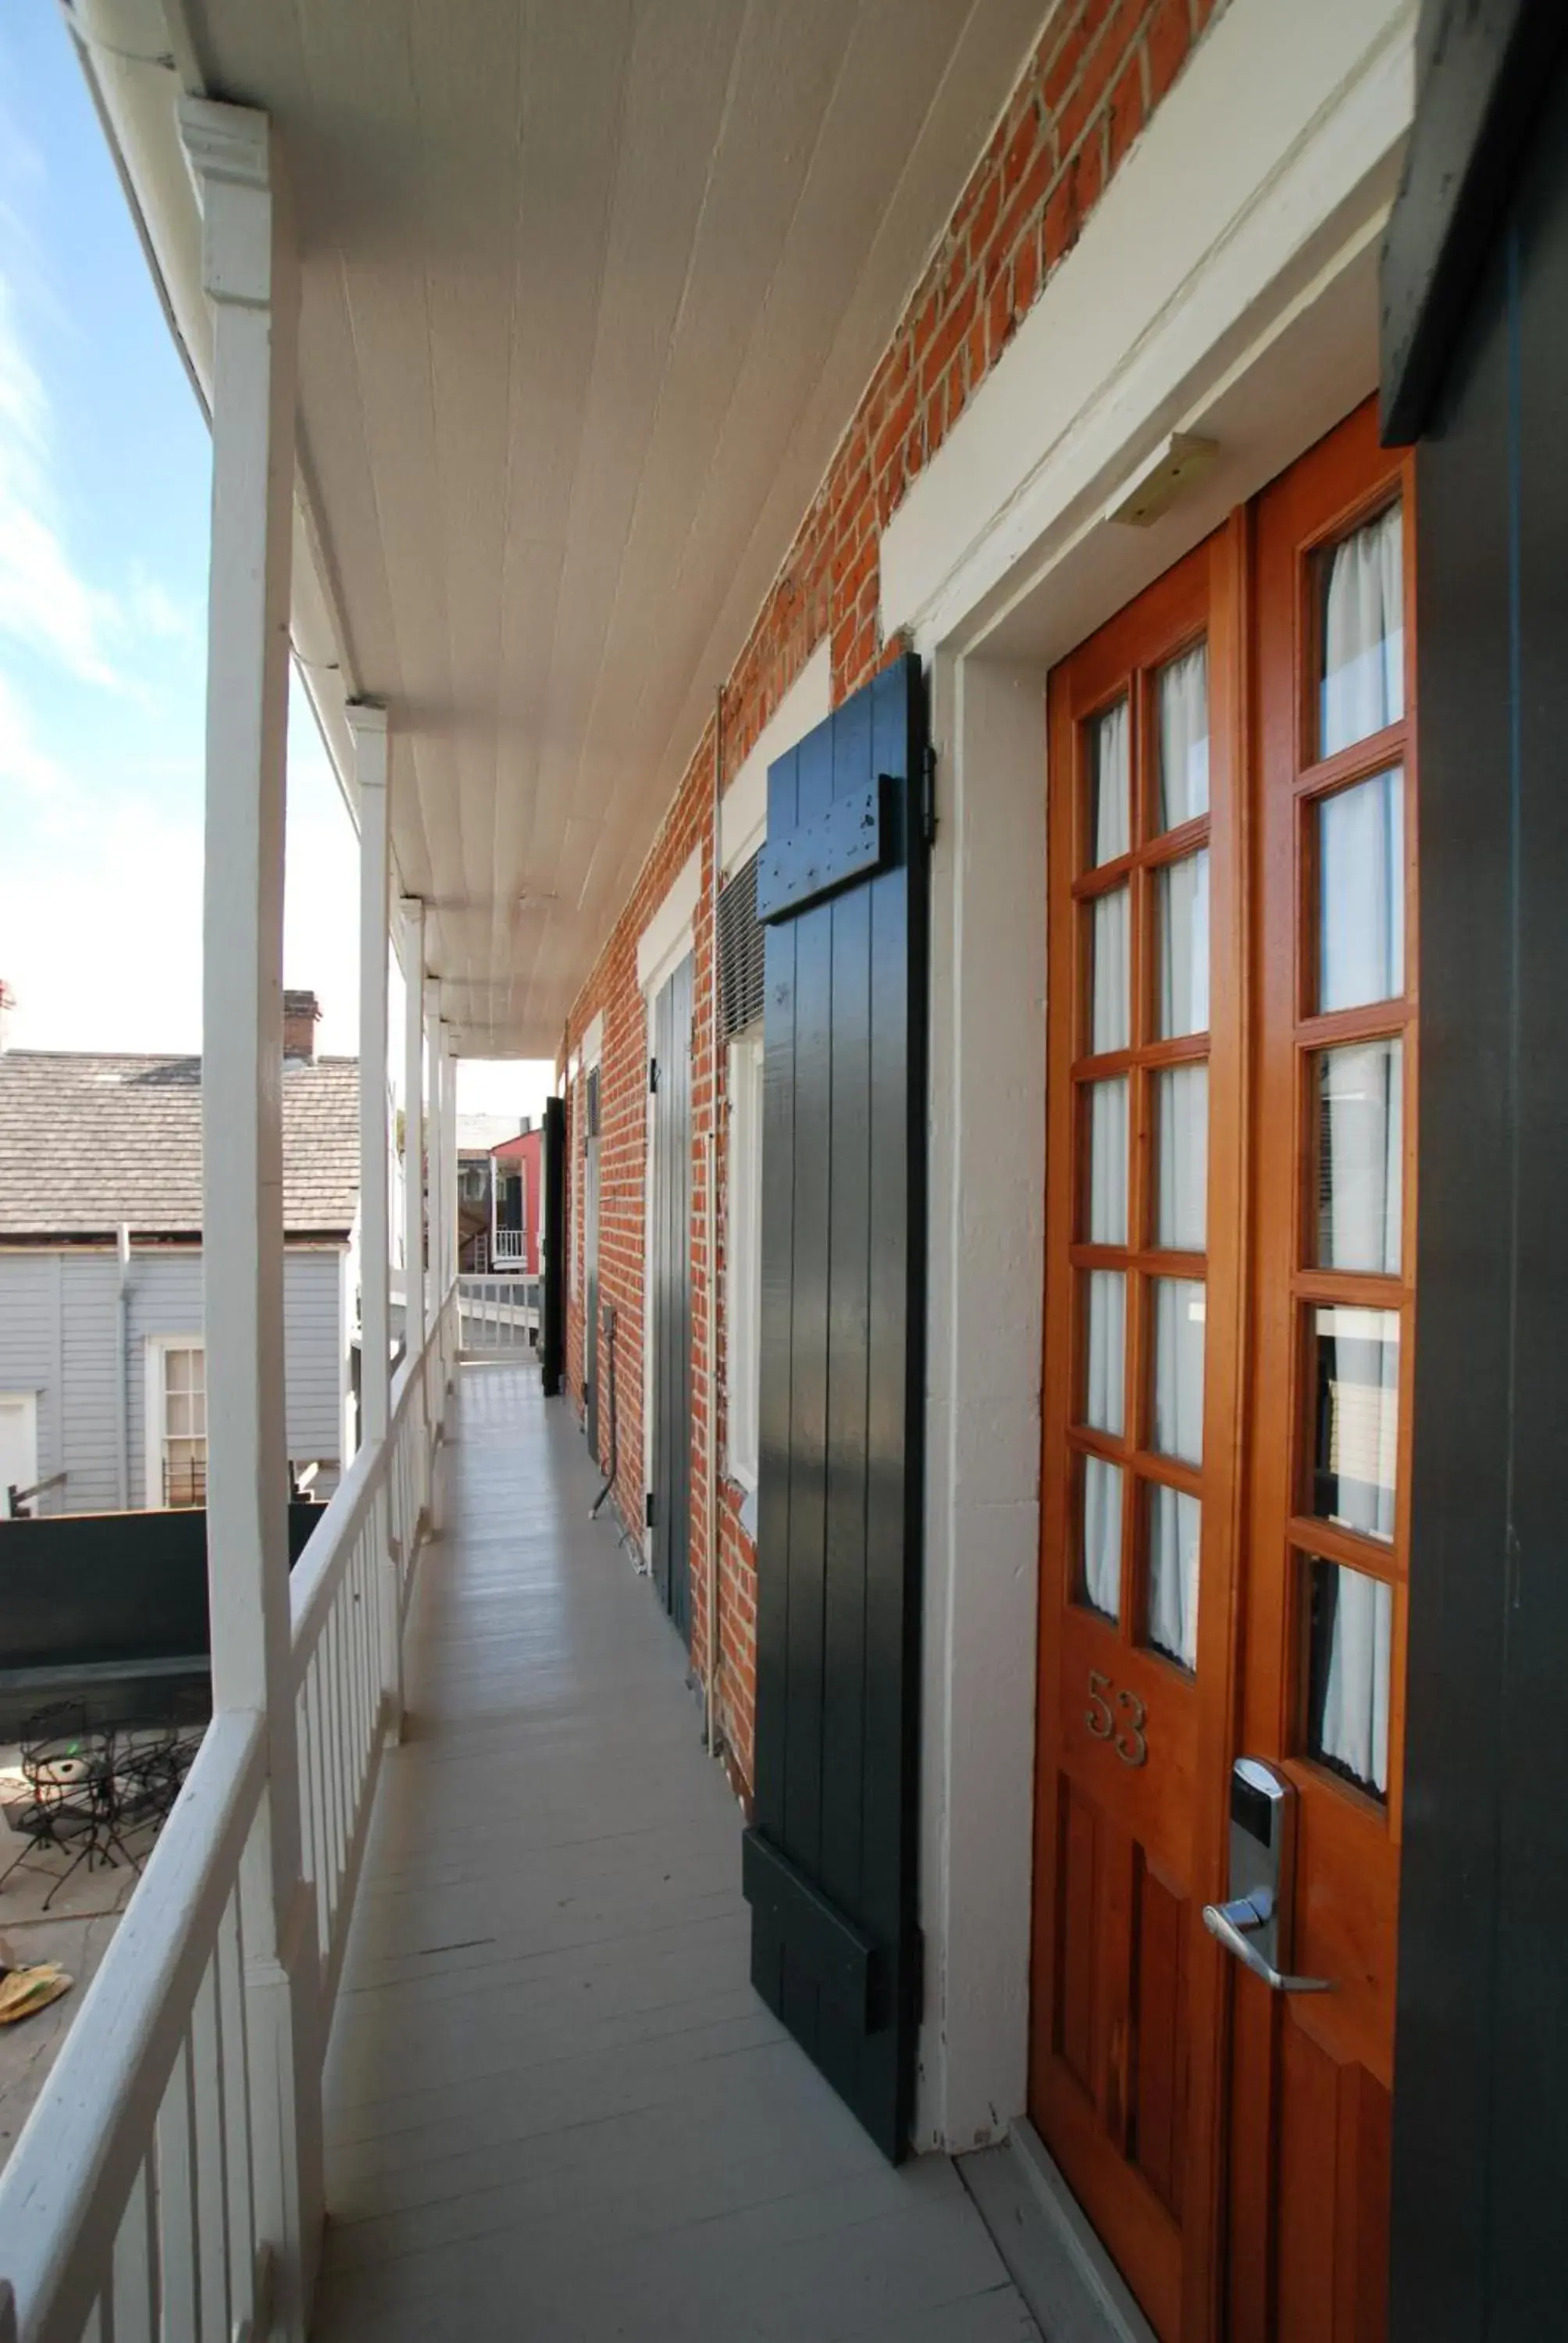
left=1391, top=33, right=1568, bottom=2338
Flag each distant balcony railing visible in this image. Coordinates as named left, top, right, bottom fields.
left=0, top=1285, right=461, bottom=2343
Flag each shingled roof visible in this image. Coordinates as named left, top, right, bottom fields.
left=0, top=1052, right=360, bottom=1240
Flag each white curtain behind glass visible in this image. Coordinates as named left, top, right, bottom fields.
left=1092, top=888, right=1131, bottom=1053
left=1093, top=700, right=1130, bottom=863
left=1148, top=1486, right=1200, bottom=1671
left=1321, top=503, right=1403, bottom=756
left=1082, top=1458, right=1121, bottom=1620
left=1085, top=1271, right=1124, bottom=1435
left=1320, top=1566, right=1392, bottom=1792
left=1153, top=1281, right=1205, bottom=1463
left=1158, top=851, right=1210, bottom=1037
left=1089, top=1080, right=1128, bottom=1245
left=1157, top=1064, right=1207, bottom=1251
left=1319, top=772, right=1404, bottom=1013
left=1158, top=645, right=1209, bottom=829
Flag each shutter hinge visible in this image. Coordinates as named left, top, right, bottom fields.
left=645, top=1489, right=656, bottom=1528
left=649, top=1056, right=660, bottom=1094
left=921, top=744, right=938, bottom=846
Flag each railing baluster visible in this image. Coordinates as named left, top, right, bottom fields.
left=155, top=2036, right=199, bottom=2343
left=217, top=1885, right=256, bottom=2328
left=111, top=2160, right=157, bottom=2343
left=189, top=1960, right=230, bottom=2343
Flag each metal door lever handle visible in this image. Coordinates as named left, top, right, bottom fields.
left=1202, top=1896, right=1335, bottom=1994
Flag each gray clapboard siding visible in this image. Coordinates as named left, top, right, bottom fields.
left=283, top=1248, right=347, bottom=1484
left=0, top=1243, right=348, bottom=1514
left=0, top=1254, right=62, bottom=1500
left=61, top=1255, right=123, bottom=1513
left=127, top=1251, right=205, bottom=1509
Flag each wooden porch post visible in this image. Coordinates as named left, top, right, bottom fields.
left=178, top=96, right=322, bottom=2333
left=423, top=979, right=444, bottom=1319
left=401, top=898, right=427, bottom=1356
left=349, top=704, right=390, bottom=1451
left=443, top=1026, right=458, bottom=1303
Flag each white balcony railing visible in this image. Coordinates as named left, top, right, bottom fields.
left=492, top=1227, right=526, bottom=1265
left=0, top=1285, right=461, bottom=2343
left=458, top=1274, right=539, bottom=1354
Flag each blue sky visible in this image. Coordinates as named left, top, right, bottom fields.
left=0, top=12, right=544, bottom=1121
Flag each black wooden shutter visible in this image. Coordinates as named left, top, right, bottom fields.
left=650, top=954, right=693, bottom=1639
left=742, top=652, right=928, bottom=2161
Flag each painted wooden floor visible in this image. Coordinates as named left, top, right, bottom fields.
left=312, top=1364, right=1039, bottom=2343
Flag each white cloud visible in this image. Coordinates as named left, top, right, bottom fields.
left=0, top=276, right=125, bottom=689
left=0, top=669, right=69, bottom=797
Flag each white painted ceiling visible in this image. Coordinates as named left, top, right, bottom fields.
left=117, top=2, right=1044, bottom=1053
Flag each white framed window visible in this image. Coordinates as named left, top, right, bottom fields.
left=0, top=1393, right=39, bottom=1517
left=145, top=1338, right=207, bottom=1510
left=726, top=1029, right=764, bottom=1492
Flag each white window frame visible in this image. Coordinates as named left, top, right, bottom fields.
left=0, top=1392, right=39, bottom=1517
left=144, top=1334, right=207, bottom=1511
left=725, top=1027, right=764, bottom=1494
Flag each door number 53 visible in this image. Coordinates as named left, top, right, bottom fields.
left=1085, top=1670, right=1149, bottom=1768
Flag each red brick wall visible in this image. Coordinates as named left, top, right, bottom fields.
left=560, top=0, right=1220, bottom=1796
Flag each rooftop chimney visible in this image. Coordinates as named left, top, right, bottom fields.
left=283, top=989, right=321, bottom=1067
left=0, top=979, right=14, bottom=1054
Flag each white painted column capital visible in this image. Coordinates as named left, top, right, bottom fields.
left=178, top=98, right=280, bottom=309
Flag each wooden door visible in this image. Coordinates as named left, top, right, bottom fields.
left=742, top=653, right=928, bottom=2162
left=649, top=952, right=693, bottom=1642
left=1228, top=404, right=1415, bottom=2343
left=1029, top=401, right=1414, bottom=2341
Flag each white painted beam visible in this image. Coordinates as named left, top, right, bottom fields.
left=179, top=94, right=320, bottom=2332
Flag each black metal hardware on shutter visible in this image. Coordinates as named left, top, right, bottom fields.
left=742, top=651, right=928, bottom=2163
left=649, top=1056, right=659, bottom=1093
left=718, top=850, right=767, bottom=1040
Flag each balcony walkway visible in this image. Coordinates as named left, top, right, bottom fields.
left=311, top=1364, right=1039, bottom=2343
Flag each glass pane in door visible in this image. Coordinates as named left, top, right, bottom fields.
left=1151, top=1279, right=1206, bottom=1463
left=1089, top=699, right=1130, bottom=865
left=1085, top=1079, right=1128, bottom=1245
left=1310, top=1305, right=1399, bottom=1542
left=1090, top=888, right=1131, bottom=1053
left=1146, top=1485, right=1201, bottom=1671
left=1305, top=1556, right=1393, bottom=1797
left=1313, top=1039, right=1402, bottom=1275
left=1317, top=772, right=1404, bottom=1011
left=1319, top=502, right=1403, bottom=757
left=1081, top=1272, right=1126, bottom=1435
left=1079, top=1457, right=1123, bottom=1622
left=1153, top=1064, right=1207, bottom=1250
left=1156, top=643, right=1210, bottom=830
left=1155, top=851, right=1210, bottom=1037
